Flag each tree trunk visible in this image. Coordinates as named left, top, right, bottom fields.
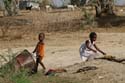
left=95, top=0, right=114, bottom=17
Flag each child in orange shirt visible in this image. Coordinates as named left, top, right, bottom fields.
left=32, top=33, right=46, bottom=73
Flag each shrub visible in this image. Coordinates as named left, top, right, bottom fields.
left=0, top=49, right=31, bottom=83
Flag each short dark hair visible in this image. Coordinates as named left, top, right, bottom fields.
left=89, top=32, right=97, bottom=39
left=39, top=33, right=45, bottom=38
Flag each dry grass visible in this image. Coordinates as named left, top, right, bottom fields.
left=0, top=9, right=83, bottom=38
left=0, top=7, right=125, bottom=38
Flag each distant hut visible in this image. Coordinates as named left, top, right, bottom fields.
left=0, top=0, right=5, bottom=10
left=49, top=0, right=71, bottom=8
left=114, top=0, right=125, bottom=6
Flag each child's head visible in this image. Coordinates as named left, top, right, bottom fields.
left=38, top=33, right=45, bottom=41
left=89, top=32, right=97, bottom=41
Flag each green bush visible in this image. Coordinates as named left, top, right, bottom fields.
left=81, top=8, right=96, bottom=28
left=11, top=69, right=32, bottom=83
left=0, top=49, right=16, bottom=77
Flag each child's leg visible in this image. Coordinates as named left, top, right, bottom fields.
left=33, top=58, right=39, bottom=73
left=81, top=56, right=88, bottom=62
left=38, top=58, right=46, bottom=70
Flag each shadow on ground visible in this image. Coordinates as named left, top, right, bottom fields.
left=96, top=15, right=125, bottom=27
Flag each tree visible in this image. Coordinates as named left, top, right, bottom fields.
left=39, top=0, right=49, bottom=10
left=94, top=0, right=115, bottom=17
left=71, top=0, right=81, bottom=6
left=3, top=0, right=19, bottom=16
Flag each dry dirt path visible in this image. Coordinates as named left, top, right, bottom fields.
left=0, top=32, right=125, bottom=69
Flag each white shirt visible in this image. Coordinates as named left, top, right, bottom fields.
left=79, top=40, right=96, bottom=57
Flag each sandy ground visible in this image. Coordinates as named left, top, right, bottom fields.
left=1, top=32, right=125, bottom=67
left=0, top=32, right=125, bottom=83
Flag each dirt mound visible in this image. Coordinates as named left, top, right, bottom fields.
left=57, top=60, right=125, bottom=83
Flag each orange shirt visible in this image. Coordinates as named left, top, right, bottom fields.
left=37, top=43, right=45, bottom=60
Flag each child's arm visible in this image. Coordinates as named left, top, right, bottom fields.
left=86, top=40, right=97, bottom=53
left=33, top=43, right=38, bottom=53
left=94, top=44, right=106, bottom=55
